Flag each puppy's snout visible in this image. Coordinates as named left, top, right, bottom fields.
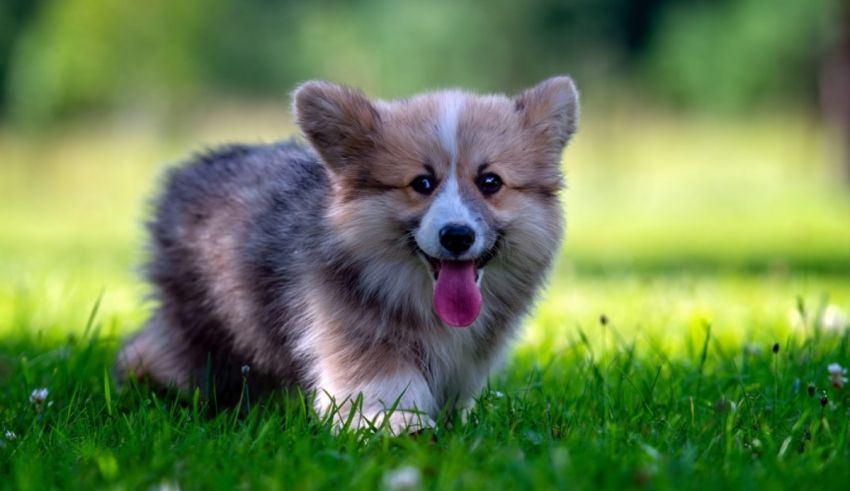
left=439, top=224, right=476, bottom=254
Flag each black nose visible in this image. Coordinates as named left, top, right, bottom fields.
left=439, top=224, right=476, bottom=254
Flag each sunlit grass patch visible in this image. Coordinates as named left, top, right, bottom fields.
left=2, top=278, right=850, bottom=489
left=525, top=271, right=850, bottom=363
left=1, top=107, right=850, bottom=489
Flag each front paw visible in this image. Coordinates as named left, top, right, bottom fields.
left=351, top=408, right=435, bottom=436
left=384, top=409, right=436, bottom=435
left=314, top=367, right=437, bottom=435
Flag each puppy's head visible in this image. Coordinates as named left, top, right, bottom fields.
left=294, top=77, right=578, bottom=327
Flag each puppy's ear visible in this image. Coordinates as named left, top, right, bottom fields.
left=513, top=76, right=579, bottom=151
left=293, top=81, right=381, bottom=172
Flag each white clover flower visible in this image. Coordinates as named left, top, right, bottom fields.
left=382, top=465, right=422, bottom=491
left=4, top=430, right=16, bottom=441
left=151, top=481, right=181, bottom=491
left=29, top=388, right=48, bottom=404
left=828, top=363, right=848, bottom=389
left=29, top=388, right=49, bottom=412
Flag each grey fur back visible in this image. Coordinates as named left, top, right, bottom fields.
left=125, top=141, right=328, bottom=403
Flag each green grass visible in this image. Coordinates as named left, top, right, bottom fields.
left=2, top=107, right=850, bottom=489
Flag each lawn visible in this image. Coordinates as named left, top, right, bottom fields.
left=2, top=106, right=850, bottom=490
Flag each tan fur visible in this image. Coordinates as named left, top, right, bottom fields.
left=290, top=77, right=578, bottom=431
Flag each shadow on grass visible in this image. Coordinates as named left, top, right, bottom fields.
left=563, top=254, right=850, bottom=276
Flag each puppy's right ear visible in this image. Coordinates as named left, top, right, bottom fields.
left=513, top=76, right=579, bottom=150
left=293, top=81, right=382, bottom=172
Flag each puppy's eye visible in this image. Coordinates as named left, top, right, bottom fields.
left=410, top=175, right=436, bottom=195
left=476, top=172, right=503, bottom=196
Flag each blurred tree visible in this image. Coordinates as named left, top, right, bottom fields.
left=0, top=0, right=44, bottom=113
left=5, top=0, right=211, bottom=125
left=1, top=0, right=690, bottom=124
left=820, top=4, right=850, bottom=181
left=645, top=0, right=838, bottom=113
left=0, top=0, right=844, bottom=125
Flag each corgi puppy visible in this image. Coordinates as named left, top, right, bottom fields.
left=117, top=76, right=579, bottom=432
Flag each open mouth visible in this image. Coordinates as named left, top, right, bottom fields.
left=420, top=254, right=487, bottom=282
left=413, top=238, right=500, bottom=281
left=413, top=242, right=500, bottom=329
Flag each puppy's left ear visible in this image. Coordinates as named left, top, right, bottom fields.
left=513, top=76, right=579, bottom=150
left=293, top=81, right=382, bottom=173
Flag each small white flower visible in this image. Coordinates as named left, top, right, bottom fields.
left=29, top=388, right=49, bottom=412
left=151, top=481, right=181, bottom=491
left=4, top=430, right=16, bottom=441
left=820, top=305, right=848, bottom=332
left=29, top=388, right=48, bottom=404
left=828, top=363, right=848, bottom=389
left=382, top=465, right=422, bottom=491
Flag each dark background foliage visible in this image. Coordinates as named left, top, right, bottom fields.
left=0, top=0, right=845, bottom=125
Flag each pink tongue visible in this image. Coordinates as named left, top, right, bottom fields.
left=433, top=261, right=482, bottom=327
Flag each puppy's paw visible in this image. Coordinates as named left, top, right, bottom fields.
left=342, top=408, right=434, bottom=435
left=349, top=409, right=435, bottom=436
left=383, top=410, right=436, bottom=436
left=459, top=400, right=476, bottom=425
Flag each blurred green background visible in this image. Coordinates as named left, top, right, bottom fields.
left=1, top=0, right=849, bottom=343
